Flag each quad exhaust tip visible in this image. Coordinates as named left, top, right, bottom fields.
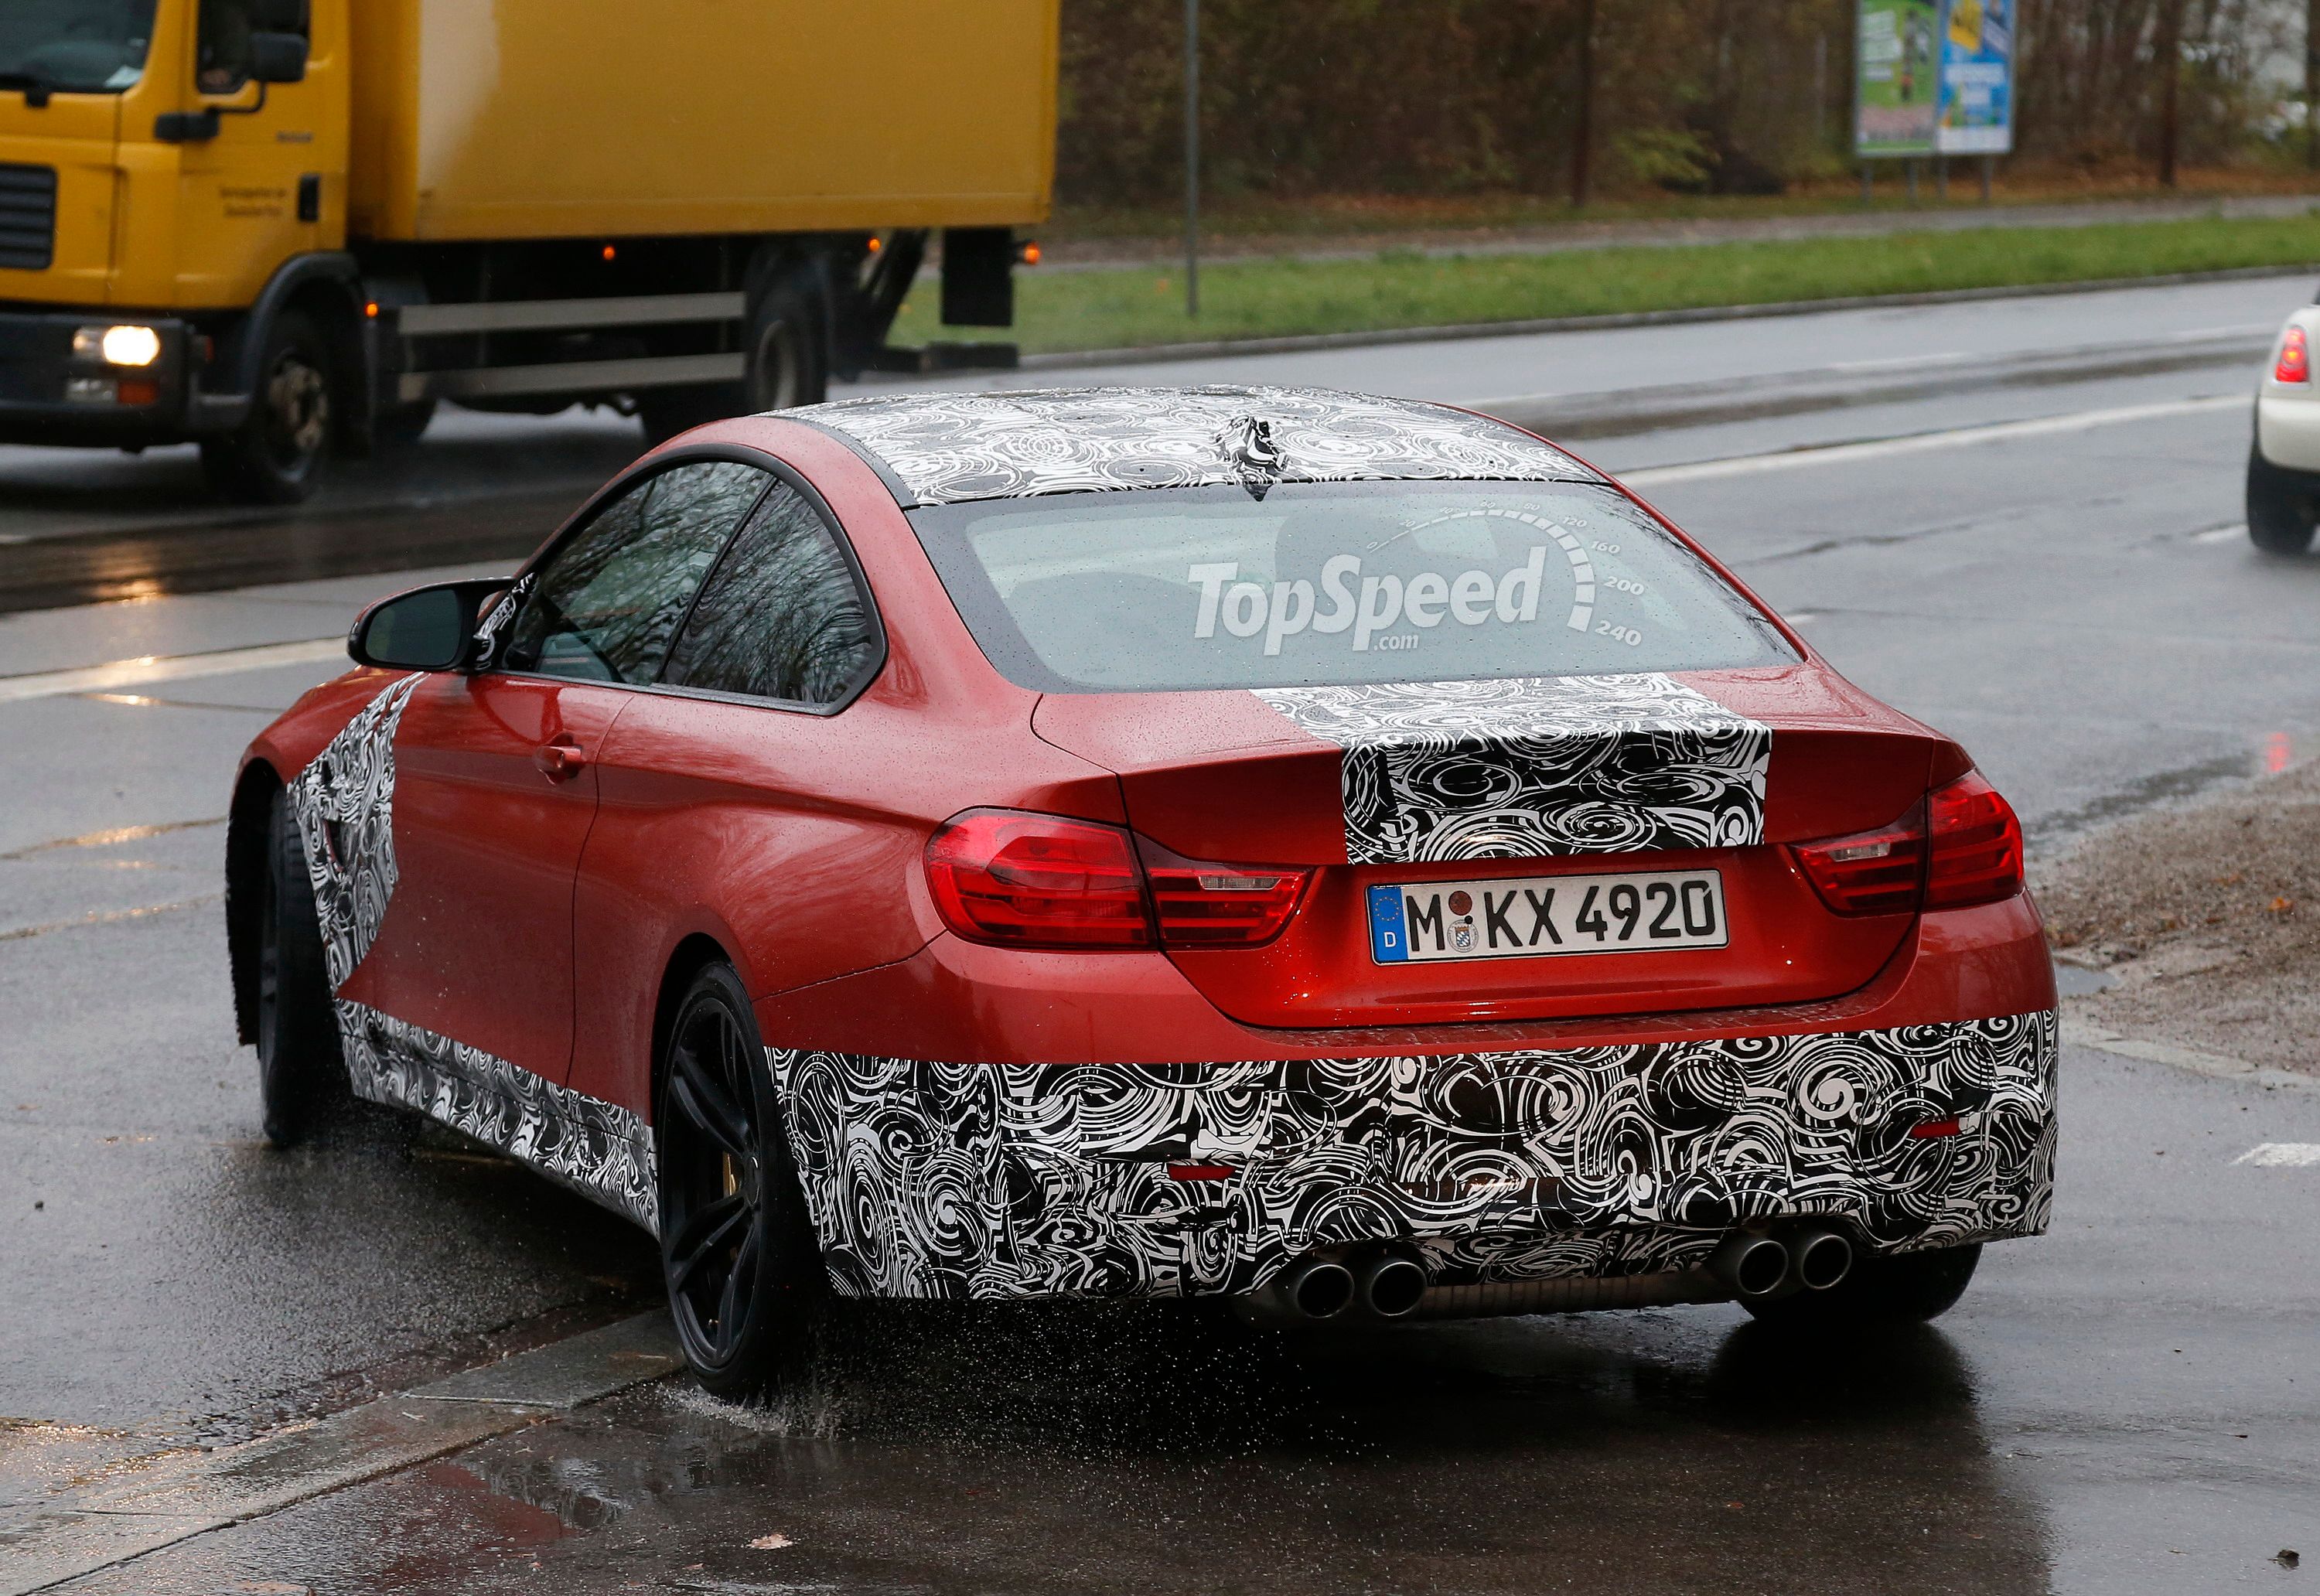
left=1281, top=1257, right=1356, bottom=1320
left=1708, top=1224, right=1858, bottom=1301
left=1356, top=1250, right=1428, bottom=1319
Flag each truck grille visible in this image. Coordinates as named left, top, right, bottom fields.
left=0, top=164, right=58, bottom=271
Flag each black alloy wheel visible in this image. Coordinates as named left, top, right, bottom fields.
left=203, top=308, right=337, bottom=505
left=257, top=786, right=346, bottom=1147
left=1741, top=1242, right=1981, bottom=1328
left=657, top=963, right=824, bottom=1400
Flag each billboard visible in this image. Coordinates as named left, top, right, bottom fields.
left=1856, top=0, right=2014, bottom=159
left=1934, top=0, right=2015, bottom=154
left=1856, top=0, right=1940, bottom=156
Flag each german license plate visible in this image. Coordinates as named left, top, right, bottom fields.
left=1366, top=869, right=1727, bottom=964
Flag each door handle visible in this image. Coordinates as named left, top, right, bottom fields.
left=533, top=737, right=588, bottom=782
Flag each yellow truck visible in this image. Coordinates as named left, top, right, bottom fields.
left=0, top=0, right=1058, bottom=500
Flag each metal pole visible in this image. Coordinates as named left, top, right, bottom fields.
left=1570, top=0, right=1596, bottom=209
left=2158, top=0, right=2183, bottom=188
left=1981, top=153, right=1994, bottom=204
left=2308, top=0, right=2319, bottom=169
left=1183, top=0, right=1199, bottom=319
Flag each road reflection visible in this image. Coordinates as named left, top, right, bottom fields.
left=394, top=1296, right=2052, bottom=1594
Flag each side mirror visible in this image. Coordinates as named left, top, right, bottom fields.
left=348, top=580, right=507, bottom=672
left=248, top=32, right=309, bottom=85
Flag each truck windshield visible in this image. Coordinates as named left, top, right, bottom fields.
left=0, top=1, right=159, bottom=94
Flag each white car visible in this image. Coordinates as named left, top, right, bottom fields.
left=2251, top=307, right=2320, bottom=552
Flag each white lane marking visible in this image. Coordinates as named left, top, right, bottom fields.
left=0, top=637, right=344, bottom=706
left=2234, top=1143, right=2320, bottom=1167
left=2194, top=523, right=2249, bottom=544
left=1622, top=395, right=2245, bottom=488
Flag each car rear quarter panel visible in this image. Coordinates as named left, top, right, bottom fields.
left=563, top=416, right=1131, bottom=1120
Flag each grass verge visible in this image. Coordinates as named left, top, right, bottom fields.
left=888, top=213, right=2320, bottom=357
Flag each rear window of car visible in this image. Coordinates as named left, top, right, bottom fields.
left=906, top=480, right=1798, bottom=692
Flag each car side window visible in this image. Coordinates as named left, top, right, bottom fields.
left=660, top=479, right=879, bottom=706
left=501, top=461, right=769, bottom=684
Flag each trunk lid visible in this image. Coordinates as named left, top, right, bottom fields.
left=1032, top=667, right=1943, bottom=1028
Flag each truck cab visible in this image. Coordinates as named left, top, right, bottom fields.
left=0, top=0, right=356, bottom=498
left=1, top=0, right=1050, bottom=503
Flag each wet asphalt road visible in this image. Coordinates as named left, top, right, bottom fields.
left=4, top=277, right=2319, bottom=1590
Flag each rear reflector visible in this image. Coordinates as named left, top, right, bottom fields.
left=1909, top=1117, right=1963, bottom=1139
left=925, top=809, right=1155, bottom=949
left=926, top=809, right=1311, bottom=952
left=2279, top=324, right=2311, bottom=384
left=1792, top=769, right=2023, bottom=916
left=1166, top=1161, right=1237, bottom=1181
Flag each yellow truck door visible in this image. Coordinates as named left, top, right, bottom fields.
left=166, top=0, right=345, bottom=309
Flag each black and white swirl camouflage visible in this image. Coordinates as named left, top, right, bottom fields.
left=283, top=674, right=659, bottom=1232
left=797, top=385, right=1602, bottom=508
left=286, top=673, right=422, bottom=989
left=769, top=1011, right=2056, bottom=1301
left=337, top=1001, right=659, bottom=1233
left=1251, top=674, right=1772, bottom=863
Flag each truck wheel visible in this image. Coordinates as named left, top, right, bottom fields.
left=203, top=309, right=336, bottom=505
left=742, top=272, right=827, bottom=413
left=636, top=384, right=738, bottom=447
left=2247, top=445, right=2319, bottom=554
left=377, top=399, right=437, bottom=448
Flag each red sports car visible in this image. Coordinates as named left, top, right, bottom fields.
left=229, top=387, right=2055, bottom=1396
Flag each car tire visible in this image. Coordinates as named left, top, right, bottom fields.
left=2247, top=445, right=2319, bottom=554
left=257, top=786, right=347, bottom=1148
left=1740, top=1242, right=1981, bottom=1328
left=201, top=309, right=337, bottom=506
left=656, top=962, right=826, bottom=1400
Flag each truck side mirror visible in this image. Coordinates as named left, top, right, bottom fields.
left=248, top=32, right=309, bottom=86
left=349, top=581, right=504, bottom=673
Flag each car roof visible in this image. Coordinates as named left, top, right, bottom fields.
left=782, top=384, right=1605, bottom=509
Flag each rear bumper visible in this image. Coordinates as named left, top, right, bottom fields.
left=0, top=307, right=216, bottom=445
left=2257, top=384, right=2320, bottom=474
left=758, top=899, right=2059, bottom=1301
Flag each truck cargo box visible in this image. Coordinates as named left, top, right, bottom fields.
left=347, top=0, right=1058, bottom=242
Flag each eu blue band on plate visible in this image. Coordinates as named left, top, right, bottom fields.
left=1367, top=883, right=1410, bottom=963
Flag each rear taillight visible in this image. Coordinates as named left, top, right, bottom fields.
left=2278, top=325, right=2311, bottom=384
left=1792, top=805, right=1927, bottom=916
left=1924, top=770, right=2023, bottom=909
left=926, top=810, right=1310, bottom=952
left=1138, top=838, right=1309, bottom=947
left=1792, top=770, right=2023, bottom=916
left=926, top=810, right=1154, bottom=948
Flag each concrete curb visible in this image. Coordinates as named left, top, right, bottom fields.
left=4, top=1311, right=681, bottom=1595
left=2062, top=1015, right=2319, bottom=1093
left=1014, top=261, right=2320, bottom=372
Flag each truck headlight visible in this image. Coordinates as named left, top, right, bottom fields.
left=73, top=325, right=164, bottom=367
